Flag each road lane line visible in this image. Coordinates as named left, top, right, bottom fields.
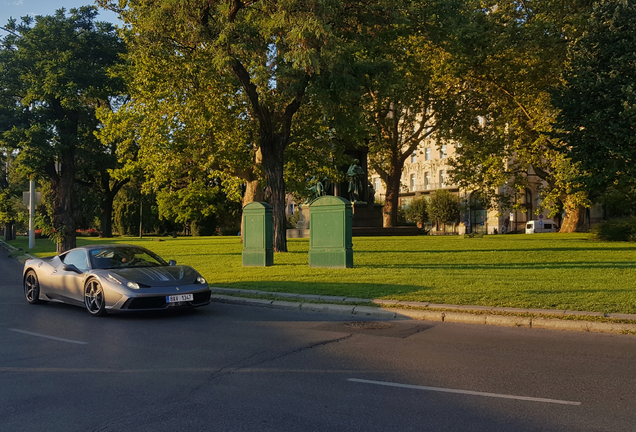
left=348, top=378, right=581, bottom=406
left=9, top=328, right=88, bottom=345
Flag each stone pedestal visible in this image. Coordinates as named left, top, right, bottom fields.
left=351, top=202, right=383, bottom=228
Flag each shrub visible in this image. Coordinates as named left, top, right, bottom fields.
left=286, top=208, right=300, bottom=229
left=428, top=190, right=460, bottom=227
left=590, top=217, right=636, bottom=242
left=404, top=197, right=429, bottom=226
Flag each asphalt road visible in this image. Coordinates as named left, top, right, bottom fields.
left=1, top=248, right=636, bottom=432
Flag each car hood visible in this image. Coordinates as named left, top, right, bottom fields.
left=107, top=266, right=199, bottom=287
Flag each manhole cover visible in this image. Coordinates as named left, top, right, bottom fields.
left=344, top=321, right=393, bottom=330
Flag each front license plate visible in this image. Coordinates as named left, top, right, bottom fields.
left=166, top=294, right=194, bottom=303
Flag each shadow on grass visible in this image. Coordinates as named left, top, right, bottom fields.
left=355, top=261, right=636, bottom=270
left=359, top=247, right=636, bottom=254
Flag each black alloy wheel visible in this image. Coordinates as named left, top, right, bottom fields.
left=84, top=279, right=107, bottom=317
left=24, top=270, right=42, bottom=304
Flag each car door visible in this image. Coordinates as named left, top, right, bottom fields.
left=57, top=250, right=90, bottom=304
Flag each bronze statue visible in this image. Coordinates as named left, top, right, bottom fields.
left=347, top=159, right=365, bottom=202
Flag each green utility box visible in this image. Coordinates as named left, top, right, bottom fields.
left=309, top=196, right=353, bottom=268
left=242, top=202, right=274, bottom=267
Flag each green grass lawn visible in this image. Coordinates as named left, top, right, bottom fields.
left=7, top=233, right=636, bottom=314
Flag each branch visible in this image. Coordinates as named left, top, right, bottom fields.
left=230, top=60, right=266, bottom=124
left=281, top=74, right=310, bottom=137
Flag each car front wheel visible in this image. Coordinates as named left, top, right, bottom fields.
left=84, top=279, right=107, bottom=317
left=24, top=270, right=43, bottom=304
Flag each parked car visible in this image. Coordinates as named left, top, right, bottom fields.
left=22, top=244, right=211, bottom=316
left=525, top=220, right=559, bottom=234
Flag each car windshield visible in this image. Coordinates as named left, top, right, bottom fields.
left=89, top=247, right=168, bottom=270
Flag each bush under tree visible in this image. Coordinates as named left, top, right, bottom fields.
left=404, top=197, right=429, bottom=227
left=428, top=190, right=460, bottom=230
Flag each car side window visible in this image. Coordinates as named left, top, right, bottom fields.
left=62, top=250, right=90, bottom=272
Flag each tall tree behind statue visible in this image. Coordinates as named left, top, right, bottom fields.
left=99, top=0, right=405, bottom=252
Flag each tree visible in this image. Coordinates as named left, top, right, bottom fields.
left=427, top=189, right=460, bottom=230
left=554, top=0, right=636, bottom=203
left=404, top=196, right=429, bottom=227
left=0, top=7, right=125, bottom=252
left=359, top=2, right=465, bottom=228
left=442, top=0, right=592, bottom=232
left=100, top=0, right=402, bottom=251
left=364, top=35, right=462, bottom=227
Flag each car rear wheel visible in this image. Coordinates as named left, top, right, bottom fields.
left=84, top=279, right=107, bottom=317
left=24, top=270, right=43, bottom=304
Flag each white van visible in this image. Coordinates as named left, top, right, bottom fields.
left=525, top=219, right=559, bottom=234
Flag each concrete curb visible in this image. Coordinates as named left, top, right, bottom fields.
left=0, top=239, right=19, bottom=251
left=0, top=239, right=35, bottom=263
left=209, top=288, right=636, bottom=335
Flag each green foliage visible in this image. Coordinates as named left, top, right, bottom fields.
left=0, top=188, right=27, bottom=227
left=599, top=188, right=636, bottom=219
left=443, top=0, right=591, bottom=221
left=404, top=196, right=429, bottom=225
left=286, top=207, right=300, bottom=229
left=0, top=7, right=126, bottom=250
left=554, top=0, right=636, bottom=195
left=428, top=190, right=460, bottom=226
left=590, top=217, right=636, bottom=242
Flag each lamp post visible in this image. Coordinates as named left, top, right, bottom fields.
left=28, top=176, right=35, bottom=249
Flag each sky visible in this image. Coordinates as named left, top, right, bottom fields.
left=0, top=0, right=121, bottom=27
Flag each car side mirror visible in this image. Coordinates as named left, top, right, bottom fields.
left=62, top=264, right=82, bottom=274
left=168, top=260, right=177, bottom=266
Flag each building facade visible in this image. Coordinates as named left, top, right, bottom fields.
left=369, top=139, right=551, bottom=234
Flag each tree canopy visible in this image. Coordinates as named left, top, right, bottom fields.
left=441, top=0, right=592, bottom=231
left=0, top=7, right=125, bottom=251
left=554, top=0, right=636, bottom=198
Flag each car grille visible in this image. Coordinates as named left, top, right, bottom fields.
left=124, top=290, right=211, bottom=310
left=126, top=296, right=167, bottom=310
left=192, top=291, right=211, bottom=304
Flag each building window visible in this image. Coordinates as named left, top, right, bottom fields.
left=440, top=145, right=447, bottom=159
left=410, top=174, right=416, bottom=191
left=439, top=170, right=446, bottom=187
left=425, top=148, right=431, bottom=161
left=410, top=152, right=417, bottom=163
left=424, top=172, right=430, bottom=190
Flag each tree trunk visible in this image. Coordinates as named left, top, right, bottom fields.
left=382, top=158, right=404, bottom=228
left=559, top=197, right=587, bottom=233
left=5, top=223, right=15, bottom=241
left=49, top=101, right=78, bottom=254
left=100, top=199, right=114, bottom=238
left=99, top=179, right=128, bottom=238
left=260, top=134, right=287, bottom=252
left=50, top=148, right=77, bottom=254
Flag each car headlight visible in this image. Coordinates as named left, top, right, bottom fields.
left=196, top=276, right=207, bottom=285
left=127, top=281, right=140, bottom=289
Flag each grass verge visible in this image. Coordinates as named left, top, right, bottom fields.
left=6, top=233, right=636, bottom=315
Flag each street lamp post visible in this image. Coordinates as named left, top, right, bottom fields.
left=28, top=177, right=35, bottom=249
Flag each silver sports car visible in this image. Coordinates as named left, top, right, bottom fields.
left=22, top=244, right=211, bottom=316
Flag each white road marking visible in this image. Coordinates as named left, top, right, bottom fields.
left=348, top=378, right=581, bottom=406
left=9, top=328, right=88, bottom=345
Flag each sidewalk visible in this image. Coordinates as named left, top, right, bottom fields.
left=209, top=287, right=636, bottom=335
